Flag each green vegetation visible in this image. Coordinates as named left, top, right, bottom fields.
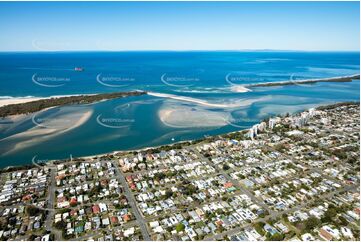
left=0, top=164, right=38, bottom=174
left=250, top=75, right=360, bottom=88
left=222, top=164, right=230, bottom=171
left=179, top=184, right=198, bottom=196
left=317, top=101, right=360, bottom=111
left=302, top=216, right=321, bottom=233
left=164, top=190, right=173, bottom=199
left=0, top=91, right=146, bottom=117
left=175, top=223, right=185, bottom=232
left=266, top=232, right=284, bottom=241
left=254, top=222, right=266, bottom=235
left=26, top=205, right=42, bottom=216
left=54, top=220, right=67, bottom=230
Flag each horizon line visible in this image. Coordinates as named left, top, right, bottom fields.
left=0, top=49, right=360, bottom=53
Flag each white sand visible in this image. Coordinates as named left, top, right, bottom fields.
left=148, top=92, right=261, bottom=108
left=148, top=92, right=233, bottom=108
left=0, top=94, right=94, bottom=107
left=0, top=97, right=45, bottom=107
left=158, top=102, right=228, bottom=128
left=159, top=108, right=228, bottom=128
left=0, top=107, right=93, bottom=156
left=230, top=85, right=252, bottom=93
left=152, top=92, right=274, bottom=128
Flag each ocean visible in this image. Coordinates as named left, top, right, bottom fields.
left=0, top=51, right=359, bottom=167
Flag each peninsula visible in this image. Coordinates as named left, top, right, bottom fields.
left=0, top=91, right=146, bottom=117
left=247, top=74, right=360, bottom=88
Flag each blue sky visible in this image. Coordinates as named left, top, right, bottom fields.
left=0, top=1, right=359, bottom=51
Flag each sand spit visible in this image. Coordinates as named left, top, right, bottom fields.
left=148, top=92, right=265, bottom=108
left=247, top=74, right=360, bottom=88
left=0, top=94, right=96, bottom=108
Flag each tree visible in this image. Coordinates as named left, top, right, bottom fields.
left=254, top=222, right=265, bottom=236
left=338, top=216, right=349, bottom=226
left=26, top=206, right=41, bottom=216
left=303, top=216, right=321, bottom=232
left=238, top=174, right=246, bottom=179
left=269, top=233, right=284, bottom=241
left=54, top=220, right=67, bottom=230
left=165, top=190, right=173, bottom=199
left=222, top=164, right=230, bottom=171
left=154, top=172, right=166, bottom=181
left=322, top=207, right=337, bottom=223
left=175, top=223, right=185, bottom=233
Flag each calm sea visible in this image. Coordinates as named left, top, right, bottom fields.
left=0, top=51, right=359, bottom=167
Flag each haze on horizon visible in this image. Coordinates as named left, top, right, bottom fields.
left=0, top=1, right=359, bottom=52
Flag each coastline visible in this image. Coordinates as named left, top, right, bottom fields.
left=1, top=73, right=358, bottom=109
left=0, top=94, right=97, bottom=108
left=0, top=73, right=358, bottom=111
left=246, top=74, right=360, bottom=88
left=0, top=91, right=146, bottom=117
left=1, top=101, right=359, bottom=172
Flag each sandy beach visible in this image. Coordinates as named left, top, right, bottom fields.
left=0, top=94, right=95, bottom=108
left=0, top=97, right=45, bottom=107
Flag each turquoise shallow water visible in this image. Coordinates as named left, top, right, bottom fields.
left=0, top=51, right=359, bottom=167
